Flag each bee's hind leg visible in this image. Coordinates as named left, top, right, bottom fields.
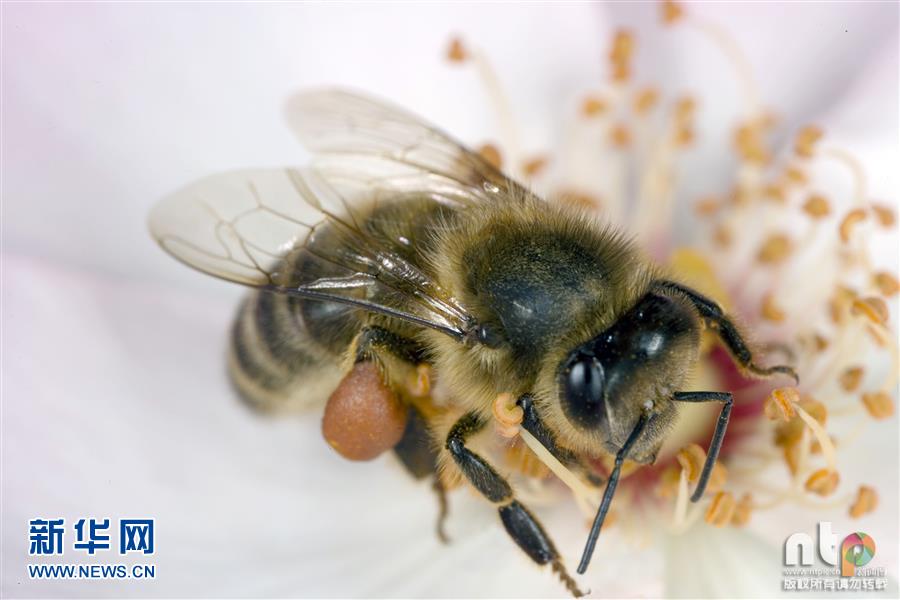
left=392, top=406, right=451, bottom=543
left=445, top=413, right=584, bottom=598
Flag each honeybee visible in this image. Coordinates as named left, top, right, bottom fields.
left=149, top=90, right=797, bottom=597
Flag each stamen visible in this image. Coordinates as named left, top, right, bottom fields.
left=704, top=491, right=736, bottom=527
left=873, top=272, right=899, bottom=297
left=764, top=387, right=798, bottom=421
left=517, top=429, right=600, bottom=516
left=446, top=37, right=468, bottom=63
left=851, top=296, right=889, bottom=325
left=609, top=123, right=631, bottom=148
left=478, top=144, right=503, bottom=170
left=839, top=209, right=867, bottom=243
left=794, top=125, right=823, bottom=158
left=794, top=402, right=836, bottom=471
left=521, top=156, right=548, bottom=177
left=756, top=234, right=793, bottom=264
left=492, top=392, right=523, bottom=438
left=805, top=469, right=840, bottom=497
left=761, top=293, right=786, bottom=322
left=609, top=30, right=634, bottom=83
left=581, top=96, right=608, bottom=117
left=676, top=443, right=706, bottom=483
left=839, top=367, right=864, bottom=392
left=694, top=197, right=721, bottom=217
left=660, top=0, right=684, bottom=25
left=633, top=87, right=660, bottom=115
left=871, top=203, right=896, bottom=227
left=849, top=485, right=878, bottom=518
left=731, top=493, right=753, bottom=526
left=861, top=392, right=894, bottom=420
left=802, top=194, right=831, bottom=219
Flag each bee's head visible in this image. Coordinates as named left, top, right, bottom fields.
left=557, top=291, right=700, bottom=459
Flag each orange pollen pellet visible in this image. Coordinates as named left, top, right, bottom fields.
left=761, top=293, right=786, bottom=322
left=849, top=486, right=878, bottom=518
left=705, top=492, right=736, bottom=527
left=803, top=194, right=831, bottom=219
left=765, top=387, right=798, bottom=421
left=478, top=144, right=502, bottom=170
left=756, top=234, right=793, bottom=264
left=839, top=209, right=867, bottom=243
left=805, top=469, right=840, bottom=496
left=731, top=493, right=754, bottom=526
left=581, top=96, right=608, bottom=117
left=446, top=37, right=468, bottom=63
left=609, top=30, right=634, bottom=82
left=661, top=0, right=684, bottom=24
left=609, top=123, right=631, bottom=147
left=694, top=197, right=720, bottom=217
left=633, top=87, right=659, bottom=114
left=873, top=272, right=900, bottom=297
left=871, top=203, right=896, bottom=227
left=676, top=443, right=706, bottom=483
left=522, top=156, right=548, bottom=177
left=861, top=392, right=894, bottom=420
left=794, top=125, right=823, bottom=158
left=851, top=296, right=889, bottom=325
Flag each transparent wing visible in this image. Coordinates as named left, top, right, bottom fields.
left=285, top=88, right=532, bottom=205
left=149, top=167, right=474, bottom=340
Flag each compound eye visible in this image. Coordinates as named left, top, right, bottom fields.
left=561, top=355, right=606, bottom=429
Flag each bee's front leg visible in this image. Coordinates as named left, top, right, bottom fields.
left=445, top=413, right=584, bottom=598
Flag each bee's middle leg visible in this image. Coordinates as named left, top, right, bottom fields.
left=445, top=412, right=583, bottom=597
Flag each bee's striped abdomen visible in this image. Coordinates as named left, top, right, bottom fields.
left=228, top=289, right=347, bottom=414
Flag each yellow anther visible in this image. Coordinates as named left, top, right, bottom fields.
left=873, top=272, right=900, bottom=297
left=406, top=364, right=432, bottom=398
left=861, top=392, right=894, bottom=420
left=735, top=123, right=769, bottom=164
left=633, top=87, right=659, bottom=114
left=784, top=166, right=808, bottom=185
left=805, top=468, right=840, bottom=497
left=492, top=392, right=523, bottom=438
left=522, top=156, right=548, bottom=177
left=849, top=486, right=878, bottom=518
left=839, top=366, right=864, bottom=392
left=802, top=194, right=831, bottom=219
left=764, top=387, right=798, bottom=421
left=763, top=184, right=786, bottom=204
left=609, top=30, right=634, bottom=83
left=731, top=493, right=753, bottom=527
left=446, top=37, right=468, bottom=63
left=812, top=333, right=829, bottom=353
left=761, top=293, right=786, bottom=322
left=756, top=234, right=793, bottom=264
left=851, top=296, right=889, bottom=325
left=656, top=464, right=681, bottom=499
left=661, top=0, right=684, bottom=24
left=705, top=491, right=736, bottom=527
left=794, top=125, right=823, bottom=158
left=477, top=143, right=503, bottom=170
left=676, top=443, right=706, bottom=483
left=557, top=189, right=602, bottom=211
left=871, top=203, right=896, bottom=227
left=581, top=96, right=608, bottom=117
left=713, top=225, right=733, bottom=248
left=609, top=123, right=631, bottom=147
left=694, top=197, right=720, bottom=217
left=706, top=462, right=728, bottom=494
left=839, top=209, right=867, bottom=243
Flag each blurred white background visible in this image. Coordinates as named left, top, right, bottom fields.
left=2, top=2, right=898, bottom=598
